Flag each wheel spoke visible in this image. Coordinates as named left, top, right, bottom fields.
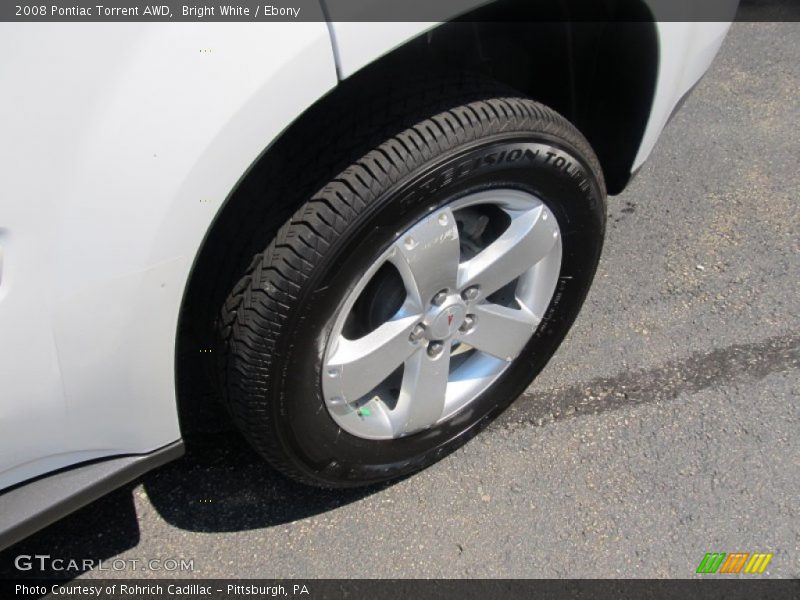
left=390, top=207, right=460, bottom=309
left=326, top=314, right=422, bottom=403
left=389, top=346, right=451, bottom=435
left=458, top=303, right=540, bottom=361
left=458, top=204, right=558, bottom=299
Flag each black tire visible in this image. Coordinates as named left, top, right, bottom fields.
left=216, top=95, right=606, bottom=488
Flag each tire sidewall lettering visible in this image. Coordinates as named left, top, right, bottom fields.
left=396, top=140, right=594, bottom=210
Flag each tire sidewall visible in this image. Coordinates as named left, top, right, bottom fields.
left=272, top=133, right=605, bottom=485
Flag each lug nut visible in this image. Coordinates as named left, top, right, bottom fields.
left=427, top=341, right=445, bottom=358
left=459, top=315, right=476, bottom=333
left=431, top=290, right=448, bottom=306
left=461, top=286, right=480, bottom=302
left=409, top=324, right=426, bottom=343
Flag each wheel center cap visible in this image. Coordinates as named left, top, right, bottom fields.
left=426, top=298, right=467, bottom=339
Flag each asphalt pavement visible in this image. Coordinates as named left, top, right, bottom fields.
left=1, top=22, right=798, bottom=580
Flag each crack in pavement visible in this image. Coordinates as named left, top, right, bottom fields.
left=499, top=334, right=800, bottom=429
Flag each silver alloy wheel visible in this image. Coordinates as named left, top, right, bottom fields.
left=322, top=189, right=562, bottom=440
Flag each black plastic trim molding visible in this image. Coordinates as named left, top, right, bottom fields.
left=0, top=441, right=184, bottom=551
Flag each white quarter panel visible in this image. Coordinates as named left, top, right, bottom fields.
left=0, top=22, right=337, bottom=489
left=327, top=21, right=437, bottom=77
left=632, top=21, right=732, bottom=169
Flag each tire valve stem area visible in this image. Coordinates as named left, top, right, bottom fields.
left=357, top=396, right=381, bottom=418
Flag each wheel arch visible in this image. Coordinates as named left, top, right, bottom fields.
left=329, top=0, right=659, bottom=195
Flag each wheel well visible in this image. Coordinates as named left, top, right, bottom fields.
left=176, top=0, right=658, bottom=431
left=374, top=0, right=659, bottom=194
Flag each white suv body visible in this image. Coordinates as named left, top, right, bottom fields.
left=0, top=10, right=733, bottom=548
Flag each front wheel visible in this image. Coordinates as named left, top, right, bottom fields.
left=216, top=96, right=606, bottom=487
